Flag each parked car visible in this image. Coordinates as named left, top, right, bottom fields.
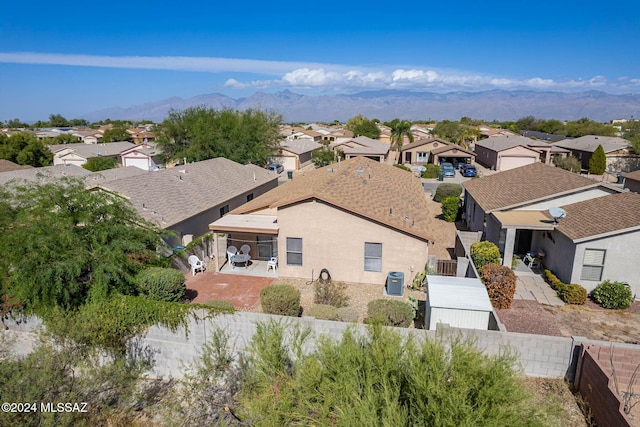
left=267, top=163, right=284, bottom=174
left=462, top=164, right=477, bottom=177
left=440, top=162, right=455, bottom=177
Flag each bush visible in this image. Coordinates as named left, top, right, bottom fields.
left=559, top=284, right=587, bottom=305
left=481, top=264, right=517, bottom=309
left=544, top=269, right=567, bottom=293
left=135, top=267, right=186, bottom=302
left=591, top=280, right=634, bottom=309
left=364, top=299, right=414, bottom=328
left=394, top=164, right=412, bottom=172
left=335, top=307, right=359, bottom=323
left=588, top=144, right=607, bottom=174
left=306, top=304, right=339, bottom=320
left=433, top=183, right=463, bottom=202
left=470, top=241, right=501, bottom=271
left=553, top=155, right=582, bottom=172
left=441, top=196, right=460, bottom=222
left=260, top=284, right=301, bottom=316
left=421, top=164, right=441, bottom=178
left=203, top=299, right=235, bottom=311
left=314, top=280, right=349, bottom=308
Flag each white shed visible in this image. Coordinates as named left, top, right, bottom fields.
left=425, top=275, right=494, bottom=331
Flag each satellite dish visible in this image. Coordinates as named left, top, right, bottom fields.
left=548, top=207, right=567, bottom=225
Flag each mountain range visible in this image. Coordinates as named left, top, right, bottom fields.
left=82, top=90, right=640, bottom=123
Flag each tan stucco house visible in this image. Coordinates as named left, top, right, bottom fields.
left=271, top=139, right=322, bottom=171
left=209, top=157, right=434, bottom=285
left=554, top=135, right=639, bottom=172
left=474, top=135, right=541, bottom=171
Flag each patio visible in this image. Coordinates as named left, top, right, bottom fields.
left=185, top=269, right=275, bottom=308
left=512, top=258, right=563, bottom=307
left=219, top=258, right=279, bottom=278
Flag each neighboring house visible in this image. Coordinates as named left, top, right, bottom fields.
left=553, top=135, right=639, bottom=172
left=400, top=138, right=475, bottom=166
left=209, top=157, right=434, bottom=285
left=126, top=128, right=156, bottom=144
left=622, top=169, right=640, bottom=193
left=0, top=164, right=92, bottom=186
left=97, top=157, right=278, bottom=245
left=271, top=139, right=322, bottom=170
left=283, top=127, right=324, bottom=142
left=49, top=141, right=135, bottom=167
left=520, top=130, right=567, bottom=142
left=474, top=135, right=541, bottom=171
left=332, top=136, right=390, bottom=162
left=69, top=129, right=102, bottom=144
left=474, top=126, right=517, bottom=139
left=120, top=142, right=162, bottom=171
left=461, top=162, right=639, bottom=296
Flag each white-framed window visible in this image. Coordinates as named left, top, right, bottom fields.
left=364, top=242, right=382, bottom=272
left=286, top=237, right=303, bottom=266
left=581, top=249, right=605, bottom=281
left=416, top=152, right=429, bottom=162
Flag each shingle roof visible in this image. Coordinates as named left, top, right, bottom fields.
left=84, top=166, right=150, bottom=184
left=97, top=158, right=277, bottom=228
left=0, top=159, right=33, bottom=173
left=554, top=135, right=630, bottom=153
left=279, top=139, right=322, bottom=155
left=50, top=141, right=135, bottom=158
left=401, top=137, right=450, bottom=151
left=462, top=162, right=599, bottom=212
left=430, top=144, right=476, bottom=156
left=623, top=170, right=640, bottom=181
left=474, top=135, right=540, bottom=152
left=232, top=157, right=435, bottom=242
left=556, top=192, right=640, bottom=241
left=338, top=136, right=390, bottom=155
left=0, top=164, right=92, bottom=186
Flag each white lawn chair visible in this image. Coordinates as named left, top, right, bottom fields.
left=188, top=255, right=206, bottom=276
left=240, top=244, right=251, bottom=256
left=267, top=256, right=278, bottom=273
left=227, top=245, right=238, bottom=267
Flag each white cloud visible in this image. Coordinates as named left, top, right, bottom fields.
left=1, top=51, right=638, bottom=94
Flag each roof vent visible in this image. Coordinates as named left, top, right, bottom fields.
left=355, top=169, right=364, bottom=175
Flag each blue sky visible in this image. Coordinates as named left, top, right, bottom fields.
left=1, top=0, right=639, bottom=121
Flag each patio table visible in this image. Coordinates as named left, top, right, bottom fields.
left=232, top=254, right=251, bottom=268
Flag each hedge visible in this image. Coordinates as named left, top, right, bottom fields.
left=421, top=164, right=441, bottom=179
left=260, top=284, right=301, bottom=317
left=135, top=267, right=186, bottom=302
left=481, top=264, right=517, bottom=309
left=543, top=269, right=587, bottom=305
left=433, top=183, right=463, bottom=202
left=364, top=299, right=413, bottom=328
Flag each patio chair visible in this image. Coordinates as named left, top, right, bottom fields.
left=227, top=246, right=238, bottom=267
left=240, top=244, right=251, bottom=256
left=188, top=255, right=206, bottom=277
left=267, top=256, right=278, bottom=273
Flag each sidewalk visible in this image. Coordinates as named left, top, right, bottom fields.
left=514, top=270, right=564, bottom=307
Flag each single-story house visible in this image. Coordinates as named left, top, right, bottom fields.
left=622, top=169, right=640, bottom=193
left=553, top=135, right=639, bottom=172
left=474, top=135, right=542, bottom=171
left=0, top=159, right=33, bottom=173
left=332, top=136, right=390, bottom=162
left=400, top=138, right=475, bottom=166
left=271, top=139, right=322, bottom=170
left=97, top=157, right=278, bottom=246
left=209, top=157, right=434, bottom=285
left=120, top=142, right=162, bottom=171
left=50, top=141, right=135, bottom=167
left=462, top=162, right=639, bottom=296
left=0, top=164, right=92, bottom=186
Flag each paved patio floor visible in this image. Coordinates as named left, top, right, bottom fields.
left=184, top=270, right=275, bottom=309
left=513, top=269, right=564, bottom=307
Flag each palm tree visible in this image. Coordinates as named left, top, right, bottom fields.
left=390, top=120, right=414, bottom=151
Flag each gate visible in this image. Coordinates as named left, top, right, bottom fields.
left=436, top=259, right=457, bottom=276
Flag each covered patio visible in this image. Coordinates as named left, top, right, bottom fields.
left=489, top=210, right=555, bottom=268
left=209, top=214, right=279, bottom=277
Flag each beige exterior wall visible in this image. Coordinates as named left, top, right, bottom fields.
left=276, top=200, right=430, bottom=285
left=402, top=140, right=448, bottom=164
left=496, top=146, right=539, bottom=171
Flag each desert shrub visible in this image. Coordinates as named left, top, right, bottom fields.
left=335, top=307, right=359, bottom=323
left=394, top=164, right=412, bottom=172
left=260, top=284, right=301, bottom=316
left=82, top=156, right=119, bottom=172
left=441, top=196, right=460, bottom=222
left=544, top=269, right=567, bottom=293
left=135, top=267, right=186, bottom=302
left=203, top=299, right=235, bottom=311
left=481, top=264, right=517, bottom=309
left=553, top=155, right=582, bottom=172
left=591, top=280, right=634, bottom=309
left=470, top=241, right=501, bottom=271
left=433, top=183, right=463, bottom=202
left=306, top=304, right=339, bottom=320
left=559, top=284, right=587, bottom=305
left=314, top=280, right=349, bottom=308
left=364, top=299, right=414, bottom=328
left=421, top=164, right=441, bottom=178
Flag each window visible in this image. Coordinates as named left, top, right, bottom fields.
left=219, top=204, right=229, bottom=217
left=246, top=193, right=254, bottom=202
left=286, top=237, right=303, bottom=266
left=364, top=242, right=382, bottom=272
left=416, top=152, right=429, bottom=162
left=581, top=249, right=605, bottom=281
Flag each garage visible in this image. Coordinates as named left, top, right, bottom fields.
left=499, top=155, right=536, bottom=171
left=425, top=275, right=497, bottom=331
left=123, top=155, right=151, bottom=170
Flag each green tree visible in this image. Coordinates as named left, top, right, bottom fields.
left=82, top=156, right=119, bottom=171
left=156, top=106, right=282, bottom=165
left=48, top=113, right=70, bottom=127
left=312, top=145, right=338, bottom=168
left=52, top=132, right=81, bottom=144
left=346, top=114, right=381, bottom=139
left=588, top=144, right=607, bottom=174
left=102, top=126, right=131, bottom=142
left=0, top=178, right=165, bottom=311
left=389, top=119, right=414, bottom=151
left=624, top=120, right=640, bottom=154
left=6, top=118, right=28, bottom=128
left=433, top=120, right=462, bottom=142
left=0, top=132, right=53, bottom=167
left=553, top=155, right=582, bottom=172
